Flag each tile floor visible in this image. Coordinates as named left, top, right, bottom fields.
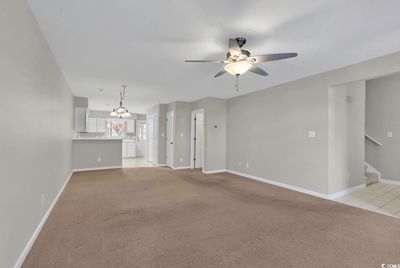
left=335, top=182, right=400, bottom=218
left=122, top=157, right=155, bottom=168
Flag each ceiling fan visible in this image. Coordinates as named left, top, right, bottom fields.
left=185, top=37, right=297, bottom=91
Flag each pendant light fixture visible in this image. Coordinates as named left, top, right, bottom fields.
left=110, top=85, right=131, bottom=118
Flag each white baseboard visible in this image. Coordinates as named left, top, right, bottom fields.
left=327, top=184, right=365, bottom=200
left=172, top=166, right=191, bottom=170
left=73, top=166, right=122, bottom=172
left=364, top=161, right=381, bottom=179
left=203, top=169, right=227, bottom=174
left=380, top=178, right=400, bottom=185
left=225, top=169, right=364, bottom=200
left=226, top=169, right=330, bottom=199
left=14, top=170, right=74, bottom=268
left=156, top=164, right=167, bottom=167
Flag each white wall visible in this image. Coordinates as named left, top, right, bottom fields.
left=0, top=1, right=73, bottom=267
left=328, top=81, right=366, bottom=194
left=227, top=51, right=400, bottom=195
left=365, top=72, right=400, bottom=181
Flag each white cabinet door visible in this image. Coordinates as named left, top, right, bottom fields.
left=122, top=143, right=127, bottom=158
left=127, top=143, right=136, bottom=157
left=86, top=118, right=97, bottom=133
left=96, top=118, right=106, bottom=133
left=74, top=107, right=87, bottom=132
left=126, top=119, right=135, bottom=133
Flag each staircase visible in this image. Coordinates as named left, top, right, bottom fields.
left=365, top=164, right=379, bottom=186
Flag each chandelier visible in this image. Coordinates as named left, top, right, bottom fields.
left=110, top=85, right=131, bottom=118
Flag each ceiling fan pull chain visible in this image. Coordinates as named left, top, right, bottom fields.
left=235, top=74, right=239, bottom=92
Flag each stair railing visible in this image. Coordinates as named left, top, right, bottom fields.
left=364, top=133, right=383, bottom=147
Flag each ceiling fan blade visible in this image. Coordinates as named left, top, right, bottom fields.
left=185, top=59, right=225, bottom=63
left=214, top=70, right=226, bottom=78
left=249, top=65, right=268, bottom=76
left=229, top=38, right=242, bottom=57
left=249, top=53, right=297, bottom=63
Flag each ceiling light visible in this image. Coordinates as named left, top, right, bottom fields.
left=110, top=85, right=131, bottom=118
left=224, top=61, right=252, bottom=76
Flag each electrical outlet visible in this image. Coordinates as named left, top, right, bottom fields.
left=238, top=162, right=242, bottom=167
left=180, top=132, right=184, bottom=137
left=41, top=193, right=45, bottom=205
left=246, top=163, right=250, bottom=169
left=388, top=131, right=393, bottom=138
left=180, top=157, right=183, bottom=162
left=97, top=157, right=102, bottom=162
left=308, top=130, right=316, bottom=138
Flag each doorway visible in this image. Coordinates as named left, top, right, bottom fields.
left=166, top=111, right=174, bottom=168
left=191, top=109, right=204, bottom=169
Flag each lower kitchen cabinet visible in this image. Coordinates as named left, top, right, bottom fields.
left=122, top=141, right=136, bottom=158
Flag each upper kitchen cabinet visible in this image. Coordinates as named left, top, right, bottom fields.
left=126, top=119, right=135, bottom=133
left=87, top=117, right=106, bottom=133
left=73, top=97, right=88, bottom=132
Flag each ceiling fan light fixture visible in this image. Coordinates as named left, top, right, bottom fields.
left=224, top=61, right=252, bottom=76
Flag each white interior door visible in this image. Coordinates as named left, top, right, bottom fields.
left=166, top=111, right=174, bottom=168
left=195, top=112, right=204, bottom=168
left=147, top=117, right=154, bottom=163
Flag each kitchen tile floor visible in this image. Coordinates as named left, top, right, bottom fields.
left=122, top=157, right=155, bottom=168
left=334, top=182, right=400, bottom=218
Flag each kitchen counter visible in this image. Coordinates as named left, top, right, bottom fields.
left=73, top=137, right=123, bottom=141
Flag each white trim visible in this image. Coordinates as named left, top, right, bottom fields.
left=73, top=166, right=122, bottom=172
left=202, top=169, right=227, bottom=174
left=166, top=110, right=174, bottom=168
left=14, top=170, right=74, bottom=268
left=225, top=169, right=364, bottom=200
left=156, top=163, right=167, bottom=167
left=226, top=169, right=330, bottom=199
left=327, top=183, right=365, bottom=199
left=364, top=161, right=381, bottom=179
left=190, top=109, right=205, bottom=170
left=172, top=166, right=191, bottom=170
left=380, top=178, right=400, bottom=185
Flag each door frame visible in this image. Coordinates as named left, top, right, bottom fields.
left=147, top=114, right=158, bottom=164
left=190, top=109, right=205, bottom=169
left=166, top=111, right=174, bottom=168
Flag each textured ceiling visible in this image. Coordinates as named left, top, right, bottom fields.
left=27, top=0, right=400, bottom=113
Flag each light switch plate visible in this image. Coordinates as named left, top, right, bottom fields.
left=388, top=131, right=393, bottom=138
left=308, top=130, right=316, bottom=138
left=180, top=132, right=184, bottom=137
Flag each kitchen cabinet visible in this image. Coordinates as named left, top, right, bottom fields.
left=122, top=140, right=136, bottom=158
left=73, top=107, right=87, bottom=132
left=96, top=118, right=106, bottom=132
left=126, top=119, right=135, bottom=133
left=87, top=118, right=106, bottom=133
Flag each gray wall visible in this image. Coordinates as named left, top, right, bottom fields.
left=366, top=73, right=400, bottom=181
left=192, top=98, right=227, bottom=172
left=0, top=1, right=73, bottom=267
left=146, top=104, right=167, bottom=165
left=328, top=81, right=366, bottom=194
left=72, top=140, right=122, bottom=169
left=172, top=102, right=192, bottom=167
left=227, top=51, right=400, bottom=195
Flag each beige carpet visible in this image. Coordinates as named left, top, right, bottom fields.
left=23, top=168, right=400, bottom=268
